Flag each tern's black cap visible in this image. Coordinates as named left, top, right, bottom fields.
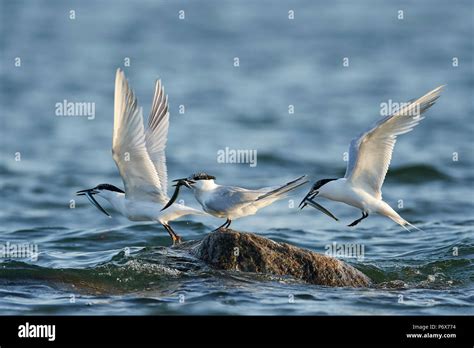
left=312, top=178, right=337, bottom=190
left=95, top=184, right=125, bottom=193
left=190, top=173, right=216, bottom=181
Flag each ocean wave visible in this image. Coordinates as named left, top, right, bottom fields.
left=387, top=164, right=451, bottom=183
left=0, top=247, right=206, bottom=294
left=1, top=238, right=471, bottom=296
left=357, top=257, right=472, bottom=290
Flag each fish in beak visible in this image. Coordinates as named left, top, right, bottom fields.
left=299, top=190, right=339, bottom=222
left=76, top=188, right=111, bottom=218
left=160, top=178, right=195, bottom=211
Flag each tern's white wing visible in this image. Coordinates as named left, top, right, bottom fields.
left=345, top=85, right=444, bottom=199
left=112, top=69, right=167, bottom=204
left=145, top=79, right=169, bottom=198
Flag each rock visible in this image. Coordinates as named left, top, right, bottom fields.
left=185, top=229, right=371, bottom=288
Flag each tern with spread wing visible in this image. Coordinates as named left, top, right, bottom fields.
left=300, top=86, right=444, bottom=230
left=76, top=69, right=206, bottom=244
left=161, top=173, right=308, bottom=231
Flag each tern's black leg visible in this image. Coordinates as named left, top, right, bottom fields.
left=348, top=212, right=369, bottom=227
left=162, top=224, right=182, bottom=245
left=213, top=218, right=231, bottom=232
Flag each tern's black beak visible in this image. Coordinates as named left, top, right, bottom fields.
left=299, top=190, right=338, bottom=222
left=76, top=188, right=97, bottom=196
left=76, top=188, right=111, bottom=218
left=298, top=190, right=318, bottom=209
left=160, top=178, right=195, bottom=211
left=172, top=178, right=195, bottom=189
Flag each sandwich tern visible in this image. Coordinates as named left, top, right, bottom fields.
left=161, top=173, right=308, bottom=230
left=76, top=69, right=206, bottom=244
left=300, top=86, right=444, bottom=230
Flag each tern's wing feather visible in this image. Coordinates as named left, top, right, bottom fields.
left=345, top=85, right=444, bottom=199
left=203, top=186, right=263, bottom=213
left=145, top=79, right=169, bottom=198
left=204, top=176, right=308, bottom=213
left=112, top=69, right=167, bottom=204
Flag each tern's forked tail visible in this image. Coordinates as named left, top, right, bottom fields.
left=387, top=213, right=422, bottom=232
left=256, top=175, right=308, bottom=201
left=378, top=201, right=422, bottom=231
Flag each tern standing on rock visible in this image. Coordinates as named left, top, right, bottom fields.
left=76, top=69, right=206, bottom=244
left=300, top=86, right=444, bottom=230
left=161, top=173, right=308, bottom=230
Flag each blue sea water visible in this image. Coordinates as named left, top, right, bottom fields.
left=0, top=0, right=473, bottom=315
